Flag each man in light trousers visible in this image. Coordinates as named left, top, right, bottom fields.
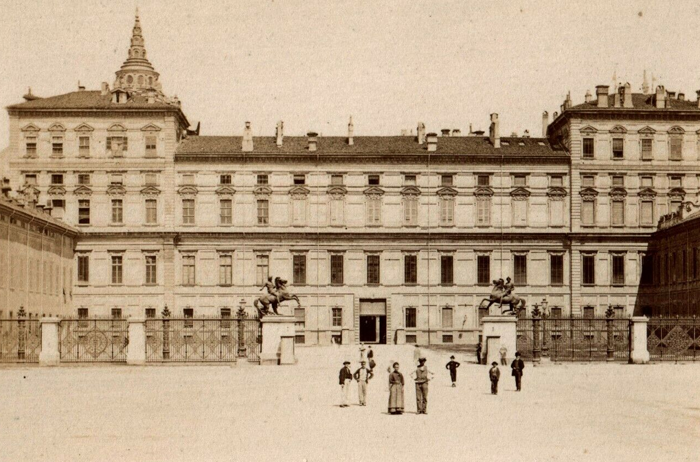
left=339, top=361, right=353, bottom=407
left=354, top=360, right=373, bottom=406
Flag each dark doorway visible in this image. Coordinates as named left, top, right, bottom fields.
left=359, top=315, right=387, bottom=344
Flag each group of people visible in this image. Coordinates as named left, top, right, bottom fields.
left=338, top=344, right=527, bottom=414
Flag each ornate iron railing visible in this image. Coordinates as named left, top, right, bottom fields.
left=517, top=317, right=631, bottom=362
left=59, top=318, right=128, bottom=362
left=0, top=317, right=41, bottom=363
left=647, top=316, right=700, bottom=362
left=145, top=318, right=261, bottom=363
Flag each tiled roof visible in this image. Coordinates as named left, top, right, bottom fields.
left=570, top=93, right=700, bottom=111
left=7, top=91, right=179, bottom=110
left=176, top=135, right=567, bottom=158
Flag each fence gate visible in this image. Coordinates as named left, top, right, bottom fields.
left=59, top=318, right=128, bottom=362
left=647, top=316, right=700, bottom=362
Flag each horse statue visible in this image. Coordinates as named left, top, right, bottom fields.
left=254, top=276, right=301, bottom=318
left=478, top=277, right=526, bottom=315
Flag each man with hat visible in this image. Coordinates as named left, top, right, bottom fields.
left=511, top=351, right=525, bottom=391
left=411, top=357, right=434, bottom=414
left=339, top=361, right=353, bottom=407
left=489, top=361, right=500, bottom=395
left=445, top=355, right=461, bottom=387
left=354, top=360, right=373, bottom=406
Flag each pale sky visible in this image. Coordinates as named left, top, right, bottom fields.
left=2, top=0, right=700, bottom=145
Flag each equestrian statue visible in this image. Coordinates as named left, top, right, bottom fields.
left=478, top=277, right=526, bottom=315
left=254, top=276, right=301, bottom=317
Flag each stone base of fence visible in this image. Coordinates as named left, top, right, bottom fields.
left=260, top=316, right=296, bottom=365
left=482, top=316, right=517, bottom=366
left=38, top=318, right=61, bottom=366
left=630, top=316, right=650, bottom=364
left=127, top=318, right=147, bottom=365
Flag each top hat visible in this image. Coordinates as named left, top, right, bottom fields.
left=450, top=355, right=455, bottom=359
left=343, top=361, right=351, bottom=365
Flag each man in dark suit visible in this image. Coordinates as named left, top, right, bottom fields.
left=339, top=361, right=353, bottom=407
left=511, top=352, right=525, bottom=391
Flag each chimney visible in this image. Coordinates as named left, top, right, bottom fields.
left=668, top=91, right=676, bottom=100
left=417, top=122, right=426, bottom=144
left=489, top=113, right=500, bottom=148
left=307, top=132, right=318, bottom=152
left=22, top=87, right=39, bottom=102
left=623, top=82, right=633, bottom=108
left=347, top=116, right=354, bottom=145
left=678, top=93, right=685, bottom=102
left=696, top=90, right=700, bottom=108
left=452, top=129, right=461, bottom=136
left=542, top=111, right=548, bottom=137
left=426, top=132, right=438, bottom=151
left=613, top=88, right=621, bottom=108
left=563, top=91, right=572, bottom=110
left=78, top=81, right=85, bottom=91
left=596, top=85, right=609, bottom=108
left=553, top=111, right=558, bottom=119
left=584, top=90, right=592, bottom=103
left=44, top=200, right=53, bottom=214
left=276, top=120, right=284, bottom=147
left=441, top=129, right=451, bottom=137
left=242, top=121, right=254, bottom=152
left=523, top=130, right=530, bottom=138
left=655, top=85, right=666, bottom=109
left=100, top=82, right=109, bottom=96
left=1, top=178, right=11, bottom=199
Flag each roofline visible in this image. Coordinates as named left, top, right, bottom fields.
left=0, top=200, right=79, bottom=237
left=174, top=153, right=570, bottom=164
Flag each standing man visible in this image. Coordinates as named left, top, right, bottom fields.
left=511, top=352, right=525, bottom=391
left=445, top=355, right=460, bottom=387
left=411, top=357, right=434, bottom=415
left=354, top=360, right=373, bottom=406
left=413, top=344, right=422, bottom=364
left=359, top=343, right=367, bottom=362
left=367, top=346, right=376, bottom=371
left=489, top=361, right=500, bottom=395
left=499, top=345, right=508, bottom=366
left=476, top=342, right=482, bottom=365
left=339, top=361, right=353, bottom=407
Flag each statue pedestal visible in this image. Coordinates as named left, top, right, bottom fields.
left=481, top=315, right=517, bottom=366
left=260, top=316, right=297, bottom=365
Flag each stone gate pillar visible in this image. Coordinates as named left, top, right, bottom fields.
left=481, top=315, right=517, bottom=366
left=127, top=318, right=146, bottom=365
left=39, top=317, right=61, bottom=366
left=260, top=316, right=297, bottom=365
left=630, top=316, right=650, bottom=364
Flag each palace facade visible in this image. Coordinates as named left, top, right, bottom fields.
left=4, top=14, right=700, bottom=344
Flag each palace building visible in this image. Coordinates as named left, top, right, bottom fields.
left=4, top=13, right=700, bottom=344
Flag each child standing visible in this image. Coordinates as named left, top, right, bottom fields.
left=489, top=361, right=500, bottom=395
left=445, top=355, right=460, bottom=387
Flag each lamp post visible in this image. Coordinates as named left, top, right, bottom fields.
left=531, top=302, right=541, bottom=362
left=541, top=298, right=549, bottom=358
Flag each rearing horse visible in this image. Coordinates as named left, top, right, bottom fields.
left=254, top=277, right=301, bottom=317
left=479, top=279, right=526, bottom=315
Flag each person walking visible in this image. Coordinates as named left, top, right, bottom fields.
left=367, top=346, right=375, bottom=371
left=476, top=342, right=482, bottom=365
left=411, top=357, right=434, bottom=415
left=339, top=361, right=353, bottom=407
left=359, top=343, right=367, bottom=362
left=445, top=355, right=460, bottom=387
left=354, top=360, right=373, bottom=406
left=499, top=345, right=508, bottom=366
left=388, top=362, right=404, bottom=415
left=413, top=344, right=422, bottom=364
left=511, top=352, right=525, bottom=391
left=489, top=361, right=500, bottom=395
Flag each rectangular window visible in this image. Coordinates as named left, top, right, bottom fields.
left=220, top=199, right=232, bottom=225
left=182, top=255, right=196, bottom=285
left=403, top=199, right=418, bottom=226
left=78, top=200, right=90, bottom=225
left=144, top=173, right=158, bottom=186
left=52, top=136, right=63, bottom=156
left=110, top=173, right=123, bottom=185
left=183, top=308, right=194, bottom=328
left=111, top=199, right=123, bottom=224
left=442, top=307, right=453, bottom=328
left=550, top=254, right=564, bottom=285
left=514, top=254, right=527, bottom=285
left=293, top=174, right=306, bottom=185
left=405, top=307, right=417, bottom=328
left=77, top=255, right=89, bottom=283
left=582, top=175, right=595, bottom=187
left=477, top=255, right=490, bottom=285
left=145, top=255, right=157, bottom=285
left=640, top=200, right=654, bottom=226
left=476, top=199, right=491, bottom=226
left=79, top=136, right=90, bottom=157
left=404, top=174, right=417, bottom=186
left=219, top=255, right=232, bottom=285
left=641, top=138, right=653, bottom=160
left=614, top=306, right=625, bottom=318
left=257, top=199, right=269, bottom=225
left=293, top=254, right=306, bottom=285
left=641, top=176, right=653, bottom=188
left=77, top=173, right=90, bottom=185
left=513, top=175, right=526, bottom=187
left=366, top=198, right=381, bottom=225
left=367, top=255, right=380, bottom=284
left=51, top=174, right=64, bottom=185
left=440, top=198, right=454, bottom=226
left=25, top=137, right=37, bottom=157
left=145, top=308, right=156, bottom=318
left=550, top=307, right=562, bottom=318
left=582, top=138, right=595, bottom=159
left=145, top=135, right=157, bottom=157
left=294, top=308, right=305, bottom=344
left=182, top=199, right=195, bottom=225
left=612, top=176, right=624, bottom=187
left=611, top=200, right=625, bottom=226
left=330, top=254, right=344, bottom=285
left=669, top=176, right=682, bottom=188
left=107, top=136, right=127, bottom=156
left=582, top=254, right=595, bottom=285
left=612, top=254, right=625, bottom=286
left=256, top=255, right=269, bottom=286
left=550, top=175, right=563, bottom=187
left=368, top=174, right=380, bottom=185
left=220, top=174, right=231, bottom=185
left=441, top=174, right=453, bottom=186
left=404, top=254, right=417, bottom=284
left=441, top=255, right=454, bottom=285
left=24, top=174, right=37, bottom=185
left=582, top=200, right=595, bottom=225
left=111, top=308, right=122, bottom=319
left=145, top=199, right=158, bottom=224
left=257, top=174, right=268, bottom=185
left=331, top=174, right=343, bottom=185
left=111, top=255, right=123, bottom=284
left=670, top=136, right=683, bottom=160
left=332, top=307, right=342, bottom=327
left=612, top=138, right=624, bottom=159
left=220, top=308, right=231, bottom=327
left=182, top=174, right=194, bottom=185
left=477, top=175, right=490, bottom=186
left=641, top=254, right=654, bottom=285
left=583, top=306, right=595, bottom=319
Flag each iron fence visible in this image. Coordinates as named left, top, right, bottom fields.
left=145, top=318, right=261, bottom=363
left=0, top=318, right=41, bottom=363
left=647, top=316, right=700, bottom=362
left=59, top=318, right=128, bottom=362
left=517, top=317, right=631, bottom=362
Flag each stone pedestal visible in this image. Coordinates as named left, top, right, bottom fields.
left=39, top=317, right=61, bottom=366
left=260, top=316, right=296, bottom=365
left=630, top=316, right=650, bottom=364
left=127, top=318, right=146, bottom=365
left=279, top=336, right=296, bottom=365
left=481, top=316, right=517, bottom=366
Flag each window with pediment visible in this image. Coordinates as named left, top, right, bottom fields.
left=668, top=126, right=685, bottom=160
left=610, top=126, right=627, bottom=159
left=511, top=187, right=530, bottom=227
left=49, top=124, right=65, bottom=157
left=475, top=184, right=493, bottom=226
left=365, top=187, right=384, bottom=226
left=547, top=186, right=567, bottom=227
left=290, top=186, right=309, bottom=226
left=437, top=186, right=457, bottom=226
left=610, top=186, right=627, bottom=227
left=580, top=188, right=598, bottom=226
left=107, top=124, right=128, bottom=157
left=401, top=186, right=420, bottom=227
left=21, top=124, right=39, bottom=158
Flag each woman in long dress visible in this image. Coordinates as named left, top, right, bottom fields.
left=388, top=362, right=404, bottom=415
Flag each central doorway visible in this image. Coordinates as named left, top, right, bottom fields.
left=359, top=299, right=386, bottom=344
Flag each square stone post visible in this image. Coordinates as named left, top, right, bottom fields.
left=39, top=317, right=61, bottom=366
left=341, top=328, right=350, bottom=345
left=127, top=318, right=146, bottom=365
left=481, top=315, right=518, bottom=366
left=260, top=316, right=296, bottom=365
left=395, top=327, right=406, bottom=345
left=630, top=316, right=650, bottom=364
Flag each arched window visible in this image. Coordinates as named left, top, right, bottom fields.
left=127, top=75, right=134, bottom=84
